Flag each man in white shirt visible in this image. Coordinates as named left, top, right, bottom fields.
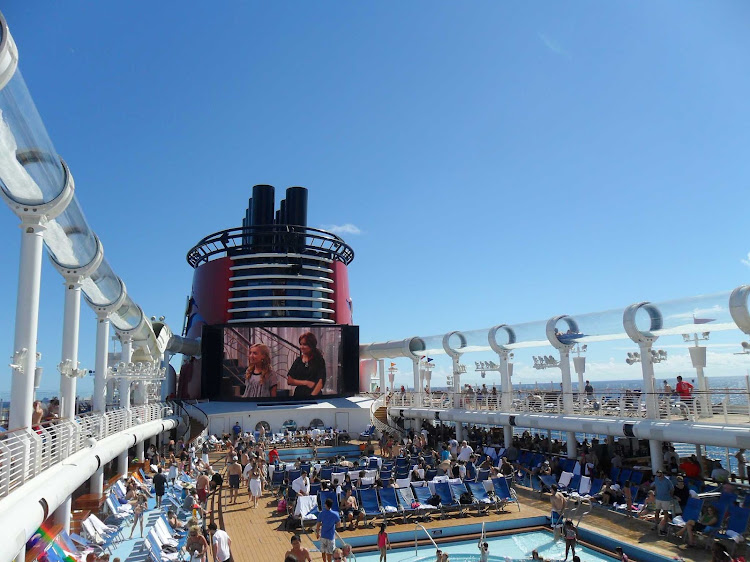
left=457, top=441, right=473, bottom=462
left=448, top=439, right=459, bottom=459
left=208, top=523, right=231, bottom=562
left=292, top=471, right=311, bottom=496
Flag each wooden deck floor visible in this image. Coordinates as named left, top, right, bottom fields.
left=210, top=452, right=714, bottom=562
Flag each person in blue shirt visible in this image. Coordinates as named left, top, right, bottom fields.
left=316, top=497, right=341, bottom=562
left=232, top=421, right=241, bottom=443
left=440, top=445, right=451, bottom=461
left=651, top=469, right=674, bottom=535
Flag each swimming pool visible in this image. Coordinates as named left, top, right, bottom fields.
left=350, top=530, right=614, bottom=562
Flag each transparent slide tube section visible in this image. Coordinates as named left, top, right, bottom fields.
left=44, top=197, right=98, bottom=269
left=0, top=68, right=65, bottom=205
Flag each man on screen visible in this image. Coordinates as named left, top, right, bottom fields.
left=286, top=332, right=327, bottom=397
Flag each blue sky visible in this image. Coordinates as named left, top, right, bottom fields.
left=1, top=2, right=750, bottom=395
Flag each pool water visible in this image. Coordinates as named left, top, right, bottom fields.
left=351, top=530, right=615, bottom=562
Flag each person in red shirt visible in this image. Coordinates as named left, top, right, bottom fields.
left=269, top=446, right=280, bottom=465
left=675, top=376, right=693, bottom=400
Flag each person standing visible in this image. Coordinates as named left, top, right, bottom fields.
left=287, top=332, right=327, bottom=397
left=736, top=449, right=746, bottom=481
left=378, top=524, right=391, bottom=562
left=152, top=466, right=167, bottom=508
left=128, top=493, right=148, bottom=539
left=227, top=457, right=243, bottom=505
left=208, top=523, right=231, bottom=562
left=550, top=485, right=566, bottom=527
left=563, top=519, right=578, bottom=560
left=651, top=469, right=674, bottom=536
left=248, top=468, right=262, bottom=508
left=232, top=421, right=242, bottom=443
left=316, top=498, right=341, bottom=562
left=584, top=381, right=594, bottom=400
left=477, top=538, right=490, bottom=562
left=242, top=344, right=278, bottom=398
left=675, top=376, right=694, bottom=413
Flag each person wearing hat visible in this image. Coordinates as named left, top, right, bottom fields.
left=284, top=534, right=312, bottom=562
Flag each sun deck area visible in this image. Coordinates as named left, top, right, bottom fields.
left=210, top=448, right=717, bottom=562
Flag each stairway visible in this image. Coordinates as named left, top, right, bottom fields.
left=187, top=416, right=207, bottom=444
left=370, top=396, right=406, bottom=438
left=374, top=406, right=389, bottom=425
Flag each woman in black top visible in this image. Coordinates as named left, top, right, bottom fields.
left=286, top=332, right=327, bottom=397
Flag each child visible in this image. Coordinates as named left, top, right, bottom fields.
left=564, top=519, right=577, bottom=560
left=477, top=538, right=490, bottom=562
left=378, top=523, right=391, bottom=562
left=615, top=546, right=628, bottom=562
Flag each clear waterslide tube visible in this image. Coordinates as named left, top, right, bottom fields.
left=0, top=11, right=165, bottom=363
left=364, top=292, right=742, bottom=358
left=82, top=259, right=124, bottom=306
left=110, top=295, right=144, bottom=332
left=0, top=46, right=65, bottom=205
left=44, top=197, right=98, bottom=268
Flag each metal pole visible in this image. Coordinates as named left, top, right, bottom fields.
left=59, top=278, right=82, bottom=421
left=9, top=221, right=46, bottom=430
left=93, top=313, right=110, bottom=413
left=639, top=342, right=663, bottom=471
left=119, top=337, right=133, bottom=409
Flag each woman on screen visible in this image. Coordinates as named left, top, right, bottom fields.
left=286, top=332, right=326, bottom=397
left=242, top=344, right=278, bottom=398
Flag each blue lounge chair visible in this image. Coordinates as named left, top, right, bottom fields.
left=396, top=486, right=426, bottom=521
left=467, top=481, right=496, bottom=513
left=379, top=487, right=403, bottom=522
left=588, top=478, right=603, bottom=497
left=318, top=489, right=340, bottom=512
left=434, top=482, right=461, bottom=518
left=492, top=477, right=521, bottom=512
left=359, top=487, right=384, bottom=526
left=716, top=506, right=750, bottom=554
left=412, top=485, right=440, bottom=519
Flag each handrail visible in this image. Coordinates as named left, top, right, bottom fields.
left=414, top=523, right=440, bottom=557
left=389, top=389, right=750, bottom=422
left=0, top=402, right=176, bottom=500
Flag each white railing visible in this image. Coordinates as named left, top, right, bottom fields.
left=388, top=389, right=750, bottom=423
left=0, top=402, right=174, bottom=500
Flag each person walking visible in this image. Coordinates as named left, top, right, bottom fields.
left=208, top=523, right=232, bottom=562
left=377, top=524, right=391, bottom=562
left=248, top=468, right=262, bottom=508
left=316, top=498, right=341, bottom=562
left=152, top=466, right=167, bottom=508
left=128, top=493, right=148, bottom=539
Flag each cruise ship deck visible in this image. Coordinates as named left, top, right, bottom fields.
left=207, top=448, right=715, bottom=562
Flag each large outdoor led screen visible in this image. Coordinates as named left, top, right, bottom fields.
left=202, top=324, right=359, bottom=401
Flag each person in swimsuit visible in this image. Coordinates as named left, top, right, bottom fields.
left=227, top=457, right=242, bottom=505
